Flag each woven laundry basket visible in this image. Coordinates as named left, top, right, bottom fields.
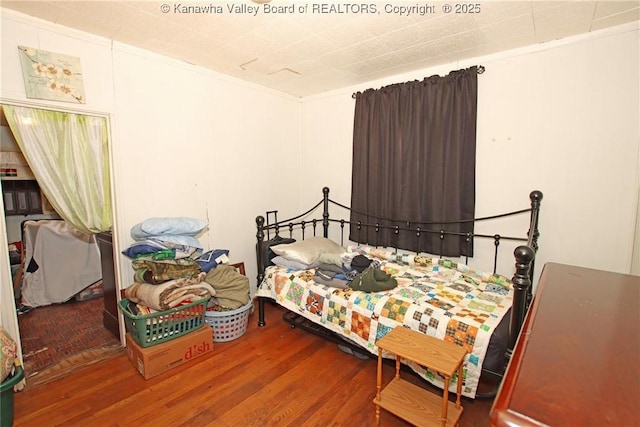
left=205, top=300, right=253, bottom=342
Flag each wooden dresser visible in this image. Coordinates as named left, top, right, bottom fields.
left=490, top=263, right=640, bottom=426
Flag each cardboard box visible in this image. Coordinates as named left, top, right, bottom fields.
left=126, top=325, right=213, bottom=379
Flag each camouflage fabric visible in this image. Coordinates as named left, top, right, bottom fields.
left=132, top=257, right=202, bottom=284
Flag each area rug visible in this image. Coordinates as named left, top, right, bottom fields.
left=18, top=294, right=121, bottom=383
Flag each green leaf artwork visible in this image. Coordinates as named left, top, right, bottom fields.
left=18, top=46, right=86, bottom=104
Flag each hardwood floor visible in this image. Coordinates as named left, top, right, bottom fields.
left=13, top=303, right=493, bottom=426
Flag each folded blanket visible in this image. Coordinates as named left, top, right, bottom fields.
left=313, top=272, right=349, bottom=289
left=317, top=263, right=344, bottom=274
left=204, top=264, right=250, bottom=310
left=130, top=217, right=207, bottom=249
left=132, top=258, right=202, bottom=284
left=124, top=272, right=214, bottom=311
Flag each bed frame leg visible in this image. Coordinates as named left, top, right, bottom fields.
left=256, top=215, right=267, bottom=327
left=258, top=297, right=266, bottom=327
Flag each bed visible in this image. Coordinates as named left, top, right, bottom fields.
left=254, top=187, right=542, bottom=399
left=16, top=219, right=102, bottom=308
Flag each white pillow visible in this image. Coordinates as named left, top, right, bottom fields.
left=271, top=237, right=344, bottom=265
left=317, top=252, right=344, bottom=267
left=271, top=256, right=318, bottom=270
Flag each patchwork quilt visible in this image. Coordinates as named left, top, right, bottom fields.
left=256, top=245, right=514, bottom=398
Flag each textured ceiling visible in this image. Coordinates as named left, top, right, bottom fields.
left=2, top=0, right=639, bottom=97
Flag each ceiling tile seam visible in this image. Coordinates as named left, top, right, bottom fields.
left=593, top=6, right=640, bottom=23
left=530, top=0, right=539, bottom=43
left=589, top=2, right=599, bottom=32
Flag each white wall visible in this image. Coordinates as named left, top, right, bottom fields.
left=0, top=9, right=303, bottom=343
left=300, top=23, right=640, bottom=284
left=109, top=43, right=302, bottom=292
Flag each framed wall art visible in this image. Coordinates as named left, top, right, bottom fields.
left=18, top=46, right=86, bottom=104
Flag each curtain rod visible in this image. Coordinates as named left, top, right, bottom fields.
left=352, top=65, right=485, bottom=99
left=0, top=98, right=110, bottom=119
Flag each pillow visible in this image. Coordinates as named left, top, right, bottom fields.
left=271, top=256, right=318, bottom=271
left=131, top=217, right=208, bottom=239
left=317, top=252, right=343, bottom=267
left=149, top=234, right=203, bottom=249
left=261, top=237, right=296, bottom=267
left=271, top=237, right=344, bottom=265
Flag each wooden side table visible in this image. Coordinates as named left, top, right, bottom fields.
left=374, top=327, right=467, bottom=427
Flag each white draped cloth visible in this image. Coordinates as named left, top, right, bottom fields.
left=21, top=220, right=101, bottom=308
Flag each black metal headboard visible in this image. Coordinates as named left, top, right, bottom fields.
left=257, top=188, right=541, bottom=270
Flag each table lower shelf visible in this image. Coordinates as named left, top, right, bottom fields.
left=374, top=377, right=463, bottom=427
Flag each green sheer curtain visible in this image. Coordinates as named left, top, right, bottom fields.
left=2, top=105, right=112, bottom=233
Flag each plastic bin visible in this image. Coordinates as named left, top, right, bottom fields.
left=1, top=365, right=24, bottom=427
left=118, top=297, right=209, bottom=348
left=75, top=281, right=104, bottom=301
left=205, top=300, right=253, bottom=342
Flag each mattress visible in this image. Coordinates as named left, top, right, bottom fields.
left=256, top=245, right=513, bottom=398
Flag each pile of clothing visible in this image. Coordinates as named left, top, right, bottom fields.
left=313, top=253, right=398, bottom=292
left=203, top=264, right=251, bottom=311
left=121, top=217, right=249, bottom=315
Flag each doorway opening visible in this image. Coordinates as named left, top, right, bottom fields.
left=0, top=104, right=120, bottom=387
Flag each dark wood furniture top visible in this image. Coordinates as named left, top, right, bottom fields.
left=490, top=263, right=640, bottom=427
left=97, top=231, right=119, bottom=339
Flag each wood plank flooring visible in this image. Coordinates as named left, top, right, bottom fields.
left=13, top=302, right=493, bottom=426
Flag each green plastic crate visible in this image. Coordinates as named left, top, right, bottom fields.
left=118, top=297, right=209, bottom=348
left=1, top=365, right=24, bottom=427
